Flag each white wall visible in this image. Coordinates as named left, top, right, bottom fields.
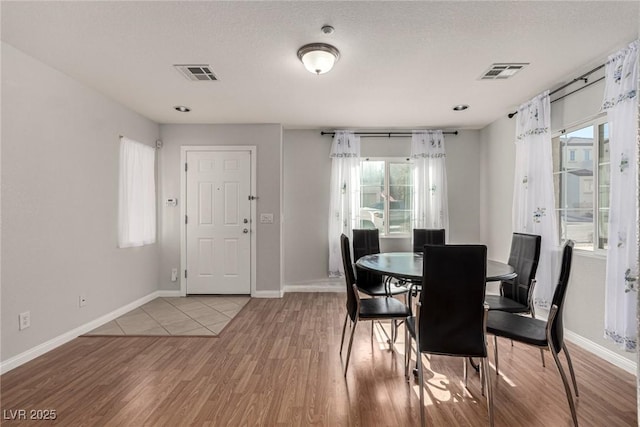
left=157, top=124, right=283, bottom=294
left=1, top=43, right=161, bottom=362
left=479, top=76, right=634, bottom=363
left=282, top=129, right=482, bottom=286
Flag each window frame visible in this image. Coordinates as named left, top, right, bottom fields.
left=551, top=114, right=608, bottom=256
left=360, top=156, right=413, bottom=237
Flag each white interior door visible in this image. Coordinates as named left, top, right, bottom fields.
left=185, top=150, right=251, bottom=294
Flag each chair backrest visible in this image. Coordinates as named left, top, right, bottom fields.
left=353, top=229, right=380, bottom=259
left=352, top=229, right=383, bottom=288
left=549, top=240, right=574, bottom=351
left=340, top=234, right=358, bottom=321
left=502, top=233, right=542, bottom=307
left=418, top=244, right=488, bottom=357
left=412, top=229, right=446, bottom=252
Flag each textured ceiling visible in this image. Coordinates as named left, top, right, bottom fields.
left=1, top=1, right=638, bottom=129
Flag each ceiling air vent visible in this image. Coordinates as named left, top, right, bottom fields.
left=479, top=63, right=529, bottom=80
left=174, top=64, right=218, bottom=81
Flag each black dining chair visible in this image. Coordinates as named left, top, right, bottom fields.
left=487, top=240, right=578, bottom=426
left=353, top=229, right=408, bottom=297
left=406, top=244, right=494, bottom=427
left=485, top=233, right=543, bottom=364
left=339, top=234, right=411, bottom=376
left=412, top=228, right=446, bottom=252
left=485, top=233, right=541, bottom=315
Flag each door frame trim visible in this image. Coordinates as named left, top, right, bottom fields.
left=179, top=145, right=257, bottom=297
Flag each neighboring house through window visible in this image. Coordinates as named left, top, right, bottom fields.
left=552, top=116, right=609, bottom=252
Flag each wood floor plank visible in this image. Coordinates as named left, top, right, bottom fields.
left=0, top=293, right=636, bottom=426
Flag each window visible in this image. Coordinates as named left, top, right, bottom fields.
left=552, top=117, right=609, bottom=252
left=359, top=158, right=412, bottom=235
left=118, top=137, right=157, bottom=248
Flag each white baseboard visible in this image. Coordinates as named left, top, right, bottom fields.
left=284, top=279, right=344, bottom=293
left=252, top=289, right=284, bottom=298
left=0, top=291, right=160, bottom=375
left=565, top=329, right=636, bottom=375
left=156, top=290, right=182, bottom=297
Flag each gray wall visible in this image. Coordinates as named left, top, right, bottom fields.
left=479, top=76, right=634, bottom=362
left=158, top=124, right=283, bottom=294
left=282, top=129, right=482, bottom=286
left=1, top=43, right=161, bottom=361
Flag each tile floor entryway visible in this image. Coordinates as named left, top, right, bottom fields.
left=85, top=296, right=250, bottom=336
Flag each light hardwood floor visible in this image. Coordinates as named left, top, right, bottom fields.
left=0, top=293, right=636, bottom=426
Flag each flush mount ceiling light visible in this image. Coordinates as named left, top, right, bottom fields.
left=297, top=43, right=340, bottom=75
left=174, top=105, right=191, bottom=112
left=452, top=104, right=470, bottom=111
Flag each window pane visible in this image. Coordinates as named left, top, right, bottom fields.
left=559, top=209, right=594, bottom=250
left=599, top=123, right=610, bottom=163
left=360, top=161, right=384, bottom=230
left=599, top=209, right=609, bottom=250
left=389, top=163, right=412, bottom=234
left=598, top=123, right=610, bottom=250
left=598, top=163, right=610, bottom=209
left=556, top=125, right=595, bottom=250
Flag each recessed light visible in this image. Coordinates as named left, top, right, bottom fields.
left=453, top=104, right=469, bottom=111
left=174, top=106, right=191, bottom=112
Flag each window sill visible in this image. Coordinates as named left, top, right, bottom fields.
left=573, top=248, right=607, bottom=260
left=380, top=234, right=411, bottom=239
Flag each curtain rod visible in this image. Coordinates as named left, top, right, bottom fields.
left=507, top=63, right=605, bottom=118
left=320, top=131, right=458, bottom=138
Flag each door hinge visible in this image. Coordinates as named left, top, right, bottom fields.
left=185, top=163, right=188, bottom=172
left=185, top=215, right=188, bottom=224
left=184, top=270, right=188, bottom=279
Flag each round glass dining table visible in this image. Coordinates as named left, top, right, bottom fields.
left=355, top=252, right=516, bottom=282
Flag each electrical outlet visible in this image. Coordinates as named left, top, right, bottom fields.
left=79, top=295, right=87, bottom=308
left=171, top=268, right=178, bottom=282
left=259, top=213, right=274, bottom=224
left=19, top=311, right=30, bottom=330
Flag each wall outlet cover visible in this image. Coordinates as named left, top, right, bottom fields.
left=259, top=213, right=274, bottom=224
left=19, top=311, right=30, bottom=330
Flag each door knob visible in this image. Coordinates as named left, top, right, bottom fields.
left=243, top=218, right=249, bottom=224
left=243, top=228, right=249, bottom=234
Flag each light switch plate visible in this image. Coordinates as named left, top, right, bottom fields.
left=259, top=213, right=274, bottom=224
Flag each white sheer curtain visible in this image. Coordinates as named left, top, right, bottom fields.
left=411, top=130, right=449, bottom=233
left=603, top=40, right=638, bottom=352
left=512, top=91, right=559, bottom=309
left=328, top=131, right=361, bottom=277
left=118, top=136, right=156, bottom=248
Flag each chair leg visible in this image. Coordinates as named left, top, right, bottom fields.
left=391, top=320, right=397, bottom=348
left=339, top=312, right=348, bottom=356
left=540, top=348, right=546, bottom=367
left=417, top=350, right=426, bottom=427
left=562, top=343, right=579, bottom=397
left=344, top=319, right=358, bottom=377
left=493, top=335, right=499, bottom=376
left=482, top=357, right=495, bottom=427
left=480, top=357, right=485, bottom=397
left=463, top=358, right=468, bottom=388
left=404, top=320, right=410, bottom=380
left=550, top=345, right=579, bottom=426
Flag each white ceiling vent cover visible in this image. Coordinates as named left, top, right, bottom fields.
left=479, top=63, right=529, bottom=80
left=174, top=65, right=218, bottom=81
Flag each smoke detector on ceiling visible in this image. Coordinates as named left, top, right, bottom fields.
left=174, top=64, right=218, bottom=81
left=479, top=63, right=529, bottom=80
